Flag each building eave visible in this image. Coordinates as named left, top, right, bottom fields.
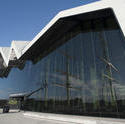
left=0, top=0, right=125, bottom=75
left=21, top=0, right=125, bottom=59
left=0, top=41, right=29, bottom=66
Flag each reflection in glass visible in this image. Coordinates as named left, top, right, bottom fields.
left=0, top=15, right=125, bottom=119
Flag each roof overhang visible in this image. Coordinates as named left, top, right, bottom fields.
left=20, top=0, right=125, bottom=60
left=0, top=41, right=29, bottom=77
left=9, top=93, right=28, bottom=99
left=0, top=41, right=29, bottom=67
left=0, top=0, right=125, bottom=78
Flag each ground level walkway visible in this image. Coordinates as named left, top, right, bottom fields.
left=0, top=112, right=73, bottom=124
left=0, top=110, right=125, bottom=124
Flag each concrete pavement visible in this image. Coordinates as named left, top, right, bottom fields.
left=23, top=111, right=125, bottom=124
left=0, top=112, right=74, bottom=124
left=1, top=110, right=125, bottom=124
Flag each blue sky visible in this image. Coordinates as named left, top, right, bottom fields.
left=0, top=0, right=99, bottom=47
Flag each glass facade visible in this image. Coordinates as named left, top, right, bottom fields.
left=0, top=14, right=125, bottom=118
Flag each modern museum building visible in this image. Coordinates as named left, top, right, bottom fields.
left=0, top=0, right=125, bottom=119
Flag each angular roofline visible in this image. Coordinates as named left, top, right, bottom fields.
left=21, top=0, right=125, bottom=58
left=0, top=47, right=10, bottom=67
left=0, top=41, right=29, bottom=67
left=0, top=0, right=125, bottom=69
left=11, top=41, right=29, bottom=59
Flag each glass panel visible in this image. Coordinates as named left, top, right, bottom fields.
left=0, top=13, right=125, bottom=119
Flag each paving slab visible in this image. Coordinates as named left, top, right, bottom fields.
left=0, top=112, right=74, bottom=124
left=23, top=111, right=125, bottom=124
